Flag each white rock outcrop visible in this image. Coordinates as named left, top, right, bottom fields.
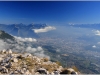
left=0, top=49, right=79, bottom=75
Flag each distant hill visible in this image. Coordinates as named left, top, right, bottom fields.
left=0, top=30, right=14, bottom=40
left=68, top=23, right=100, bottom=29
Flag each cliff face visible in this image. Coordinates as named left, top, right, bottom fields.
left=0, top=49, right=79, bottom=75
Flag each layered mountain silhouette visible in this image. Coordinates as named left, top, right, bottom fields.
left=0, top=23, right=48, bottom=38
left=68, top=23, right=100, bottom=29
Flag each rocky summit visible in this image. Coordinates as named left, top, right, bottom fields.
left=0, top=49, right=79, bottom=75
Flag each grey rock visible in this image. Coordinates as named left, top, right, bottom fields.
left=5, top=62, right=12, bottom=68
left=0, top=66, right=8, bottom=73
left=53, top=70, right=60, bottom=75
left=37, top=68, right=47, bottom=74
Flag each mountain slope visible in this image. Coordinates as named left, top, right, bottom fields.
left=0, top=49, right=79, bottom=74
left=0, top=30, right=14, bottom=40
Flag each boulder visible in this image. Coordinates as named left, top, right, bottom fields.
left=37, top=68, right=47, bottom=74
left=60, top=68, right=78, bottom=74
left=67, top=68, right=75, bottom=72
left=71, top=71, right=77, bottom=74
left=60, top=69, right=70, bottom=74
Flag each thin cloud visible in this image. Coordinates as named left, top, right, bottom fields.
left=95, top=30, right=100, bottom=36
left=97, top=42, right=100, bottom=44
left=14, top=36, right=37, bottom=42
left=33, top=26, right=56, bottom=33
left=0, top=37, right=49, bottom=58
left=92, top=45, right=96, bottom=48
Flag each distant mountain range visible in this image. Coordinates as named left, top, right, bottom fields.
left=0, top=23, right=48, bottom=38
left=68, top=23, right=100, bottom=29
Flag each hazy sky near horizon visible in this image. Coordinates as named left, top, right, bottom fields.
left=0, top=1, right=100, bottom=25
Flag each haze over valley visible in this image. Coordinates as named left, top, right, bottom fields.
left=0, top=23, right=100, bottom=73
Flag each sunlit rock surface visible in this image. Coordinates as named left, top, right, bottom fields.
left=0, top=49, right=79, bottom=75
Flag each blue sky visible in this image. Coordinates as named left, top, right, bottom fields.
left=0, top=1, right=100, bottom=25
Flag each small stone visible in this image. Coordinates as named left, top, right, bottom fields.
left=46, top=71, right=49, bottom=75
left=24, top=70, right=31, bottom=75
left=34, top=72, right=40, bottom=75
left=0, top=66, right=8, bottom=73
left=2, top=49, right=6, bottom=53
left=13, top=58, right=18, bottom=63
left=37, top=68, right=47, bottom=74
left=5, top=62, right=12, bottom=68
left=0, top=57, right=3, bottom=62
left=9, top=71, right=13, bottom=74
left=53, top=70, right=60, bottom=75
left=22, top=53, right=32, bottom=57
left=23, top=65, right=27, bottom=68
left=23, top=68, right=27, bottom=72
left=51, top=72, right=54, bottom=75
left=14, top=70, right=18, bottom=74
left=8, top=49, right=12, bottom=54
left=20, top=69, right=24, bottom=74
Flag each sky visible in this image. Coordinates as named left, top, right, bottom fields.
left=0, top=1, right=100, bottom=25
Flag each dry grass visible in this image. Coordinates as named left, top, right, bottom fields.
left=55, top=61, right=62, bottom=66
left=40, top=63, right=59, bottom=73
left=42, top=58, right=49, bottom=62
left=72, top=66, right=79, bottom=72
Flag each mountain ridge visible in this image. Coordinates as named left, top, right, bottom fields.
left=0, top=23, right=54, bottom=38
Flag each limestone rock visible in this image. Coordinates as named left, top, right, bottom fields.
left=0, top=66, right=8, bottom=73
left=0, top=57, right=3, bottom=62
left=37, top=68, right=47, bottom=74
left=2, top=49, right=6, bottom=53
left=53, top=70, right=60, bottom=75
left=12, top=58, right=18, bottom=63
left=24, top=70, right=31, bottom=75
left=8, top=49, right=12, bottom=54
left=0, top=50, right=80, bottom=74
left=22, top=53, right=32, bottom=57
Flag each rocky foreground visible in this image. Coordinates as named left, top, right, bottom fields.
left=0, top=49, right=79, bottom=75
